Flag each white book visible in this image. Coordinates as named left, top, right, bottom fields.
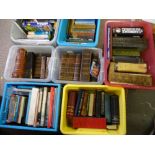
left=27, top=88, right=39, bottom=126
left=40, top=87, right=48, bottom=126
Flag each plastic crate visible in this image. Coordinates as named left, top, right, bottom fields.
left=0, top=82, right=61, bottom=132
left=104, top=20, right=155, bottom=89
left=10, top=20, right=60, bottom=46
left=57, top=19, right=101, bottom=47
left=51, top=46, right=104, bottom=84
left=60, top=84, right=126, bottom=135
left=3, top=45, right=54, bottom=82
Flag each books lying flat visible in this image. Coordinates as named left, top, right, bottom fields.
left=109, top=62, right=152, bottom=86
left=112, top=56, right=142, bottom=63
left=115, top=62, right=147, bottom=73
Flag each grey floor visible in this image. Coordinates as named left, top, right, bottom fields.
left=0, top=19, right=155, bottom=135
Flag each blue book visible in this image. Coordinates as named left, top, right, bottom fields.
left=74, top=90, right=83, bottom=116
left=25, top=92, right=32, bottom=124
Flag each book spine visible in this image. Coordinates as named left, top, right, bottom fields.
left=33, top=55, right=41, bottom=78
left=73, top=54, right=81, bottom=81
left=14, top=95, right=21, bottom=122
left=44, top=92, right=50, bottom=127
left=95, top=91, right=102, bottom=118
left=40, top=56, right=47, bottom=79
left=47, top=87, right=55, bottom=128
left=88, top=91, right=95, bottom=116
left=77, top=91, right=85, bottom=116
left=100, top=92, right=105, bottom=116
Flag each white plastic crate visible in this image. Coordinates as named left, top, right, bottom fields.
left=51, top=46, right=104, bottom=84
left=3, top=45, right=54, bottom=82
left=10, top=20, right=60, bottom=46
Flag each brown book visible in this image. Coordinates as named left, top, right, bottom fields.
left=109, top=62, right=152, bottom=86
left=33, top=55, right=41, bottom=78
left=66, top=91, right=77, bottom=126
left=12, top=48, right=27, bottom=78
left=45, top=57, right=50, bottom=78
left=80, top=91, right=89, bottom=116
left=80, top=50, right=92, bottom=81
left=40, top=56, right=47, bottom=79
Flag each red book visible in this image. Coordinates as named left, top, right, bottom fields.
left=72, top=117, right=106, bottom=129
left=47, top=87, right=55, bottom=128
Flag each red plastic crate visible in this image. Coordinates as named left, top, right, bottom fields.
left=104, top=20, right=155, bottom=90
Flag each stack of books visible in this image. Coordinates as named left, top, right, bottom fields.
left=59, top=50, right=100, bottom=82
left=67, top=19, right=96, bottom=43
left=18, top=19, right=57, bottom=40
left=5, top=86, right=57, bottom=128
left=108, top=27, right=152, bottom=86
left=66, top=90, right=120, bottom=130
left=12, top=48, right=50, bottom=79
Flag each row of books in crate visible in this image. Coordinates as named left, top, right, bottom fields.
left=0, top=83, right=126, bottom=134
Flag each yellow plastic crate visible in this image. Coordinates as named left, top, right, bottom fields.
left=60, top=84, right=126, bottom=135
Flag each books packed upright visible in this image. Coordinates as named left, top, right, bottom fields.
left=0, top=84, right=57, bottom=129
left=11, top=48, right=51, bottom=79
left=66, top=19, right=96, bottom=43
left=66, top=89, right=120, bottom=130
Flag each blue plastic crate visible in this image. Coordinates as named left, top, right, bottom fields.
left=57, top=19, right=101, bottom=47
left=0, top=82, right=61, bottom=132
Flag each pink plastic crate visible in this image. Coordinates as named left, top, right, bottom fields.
left=104, top=20, right=155, bottom=90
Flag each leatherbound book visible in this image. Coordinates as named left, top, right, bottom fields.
left=112, top=49, right=141, bottom=57
left=109, top=62, right=152, bottom=86
left=112, top=37, right=148, bottom=51
left=73, top=53, right=81, bottom=81
left=72, top=117, right=106, bottom=129
left=110, top=95, right=119, bottom=124
left=33, top=55, right=42, bottom=78
left=115, top=62, right=147, bottom=73
left=80, top=91, right=89, bottom=116
left=40, top=56, right=47, bottom=79
left=12, top=48, right=27, bottom=78
left=59, top=53, right=68, bottom=80
left=74, top=90, right=83, bottom=116
left=95, top=90, right=102, bottom=117
left=77, top=90, right=85, bottom=116
left=66, top=91, right=77, bottom=126
left=104, top=93, right=112, bottom=124
left=80, top=50, right=92, bottom=81
left=24, top=52, right=34, bottom=78
left=112, top=56, right=142, bottom=63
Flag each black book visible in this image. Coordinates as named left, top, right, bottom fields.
left=100, top=91, right=105, bottom=116
left=24, top=52, right=34, bottom=78
left=95, top=90, right=102, bottom=117
left=110, top=95, right=119, bottom=124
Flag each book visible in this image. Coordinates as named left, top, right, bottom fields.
left=66, top=91, right=77, bottom=125
left=17, top=96, right=27, bottom=124
left=40, top=87, right=48, bottom=126
left=74, top=90, right=83, bottom=116
left=40, top=56, right=47, bottom=79
left=12, top=48, right=27, bottom=78
left=47, top=87, right=55, bottom=128
left=112, top=56, right=142, bottom=63
left=101, top=91, right=105, bottom=116
left=109, top=62, right=152, bottom=86
left=44, top=91, right=51, bottom=127
left=104, top=93, right=112, bottom=124
left=73, top=53, right=81, bottom=81
left=33, top=55, right=41, bottom=78
left=80, top=91, right=89, bottom=116
left=52, top=88, right=57, bottom=129
left=112, top=49, right=141, bottom=57
left=95, top=90, right=102, bottom=117
left=110, top=95, right=119, bottom=124
left=115, top=62, right=147, bottom=73
left=77, top=90, right=85, bottom=116
left=24, top=52, right=34, bottom=78
left=14, top=95, right=21, bottom=122
left=72, top=117, right=106, bottom=129
left=37, top=88, right=43, bottom=126
left=45, top=57, right=50, bottom=78
left=88, top=91, right=95, bottom=116
left=27, top=88, right=39, bottom=126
